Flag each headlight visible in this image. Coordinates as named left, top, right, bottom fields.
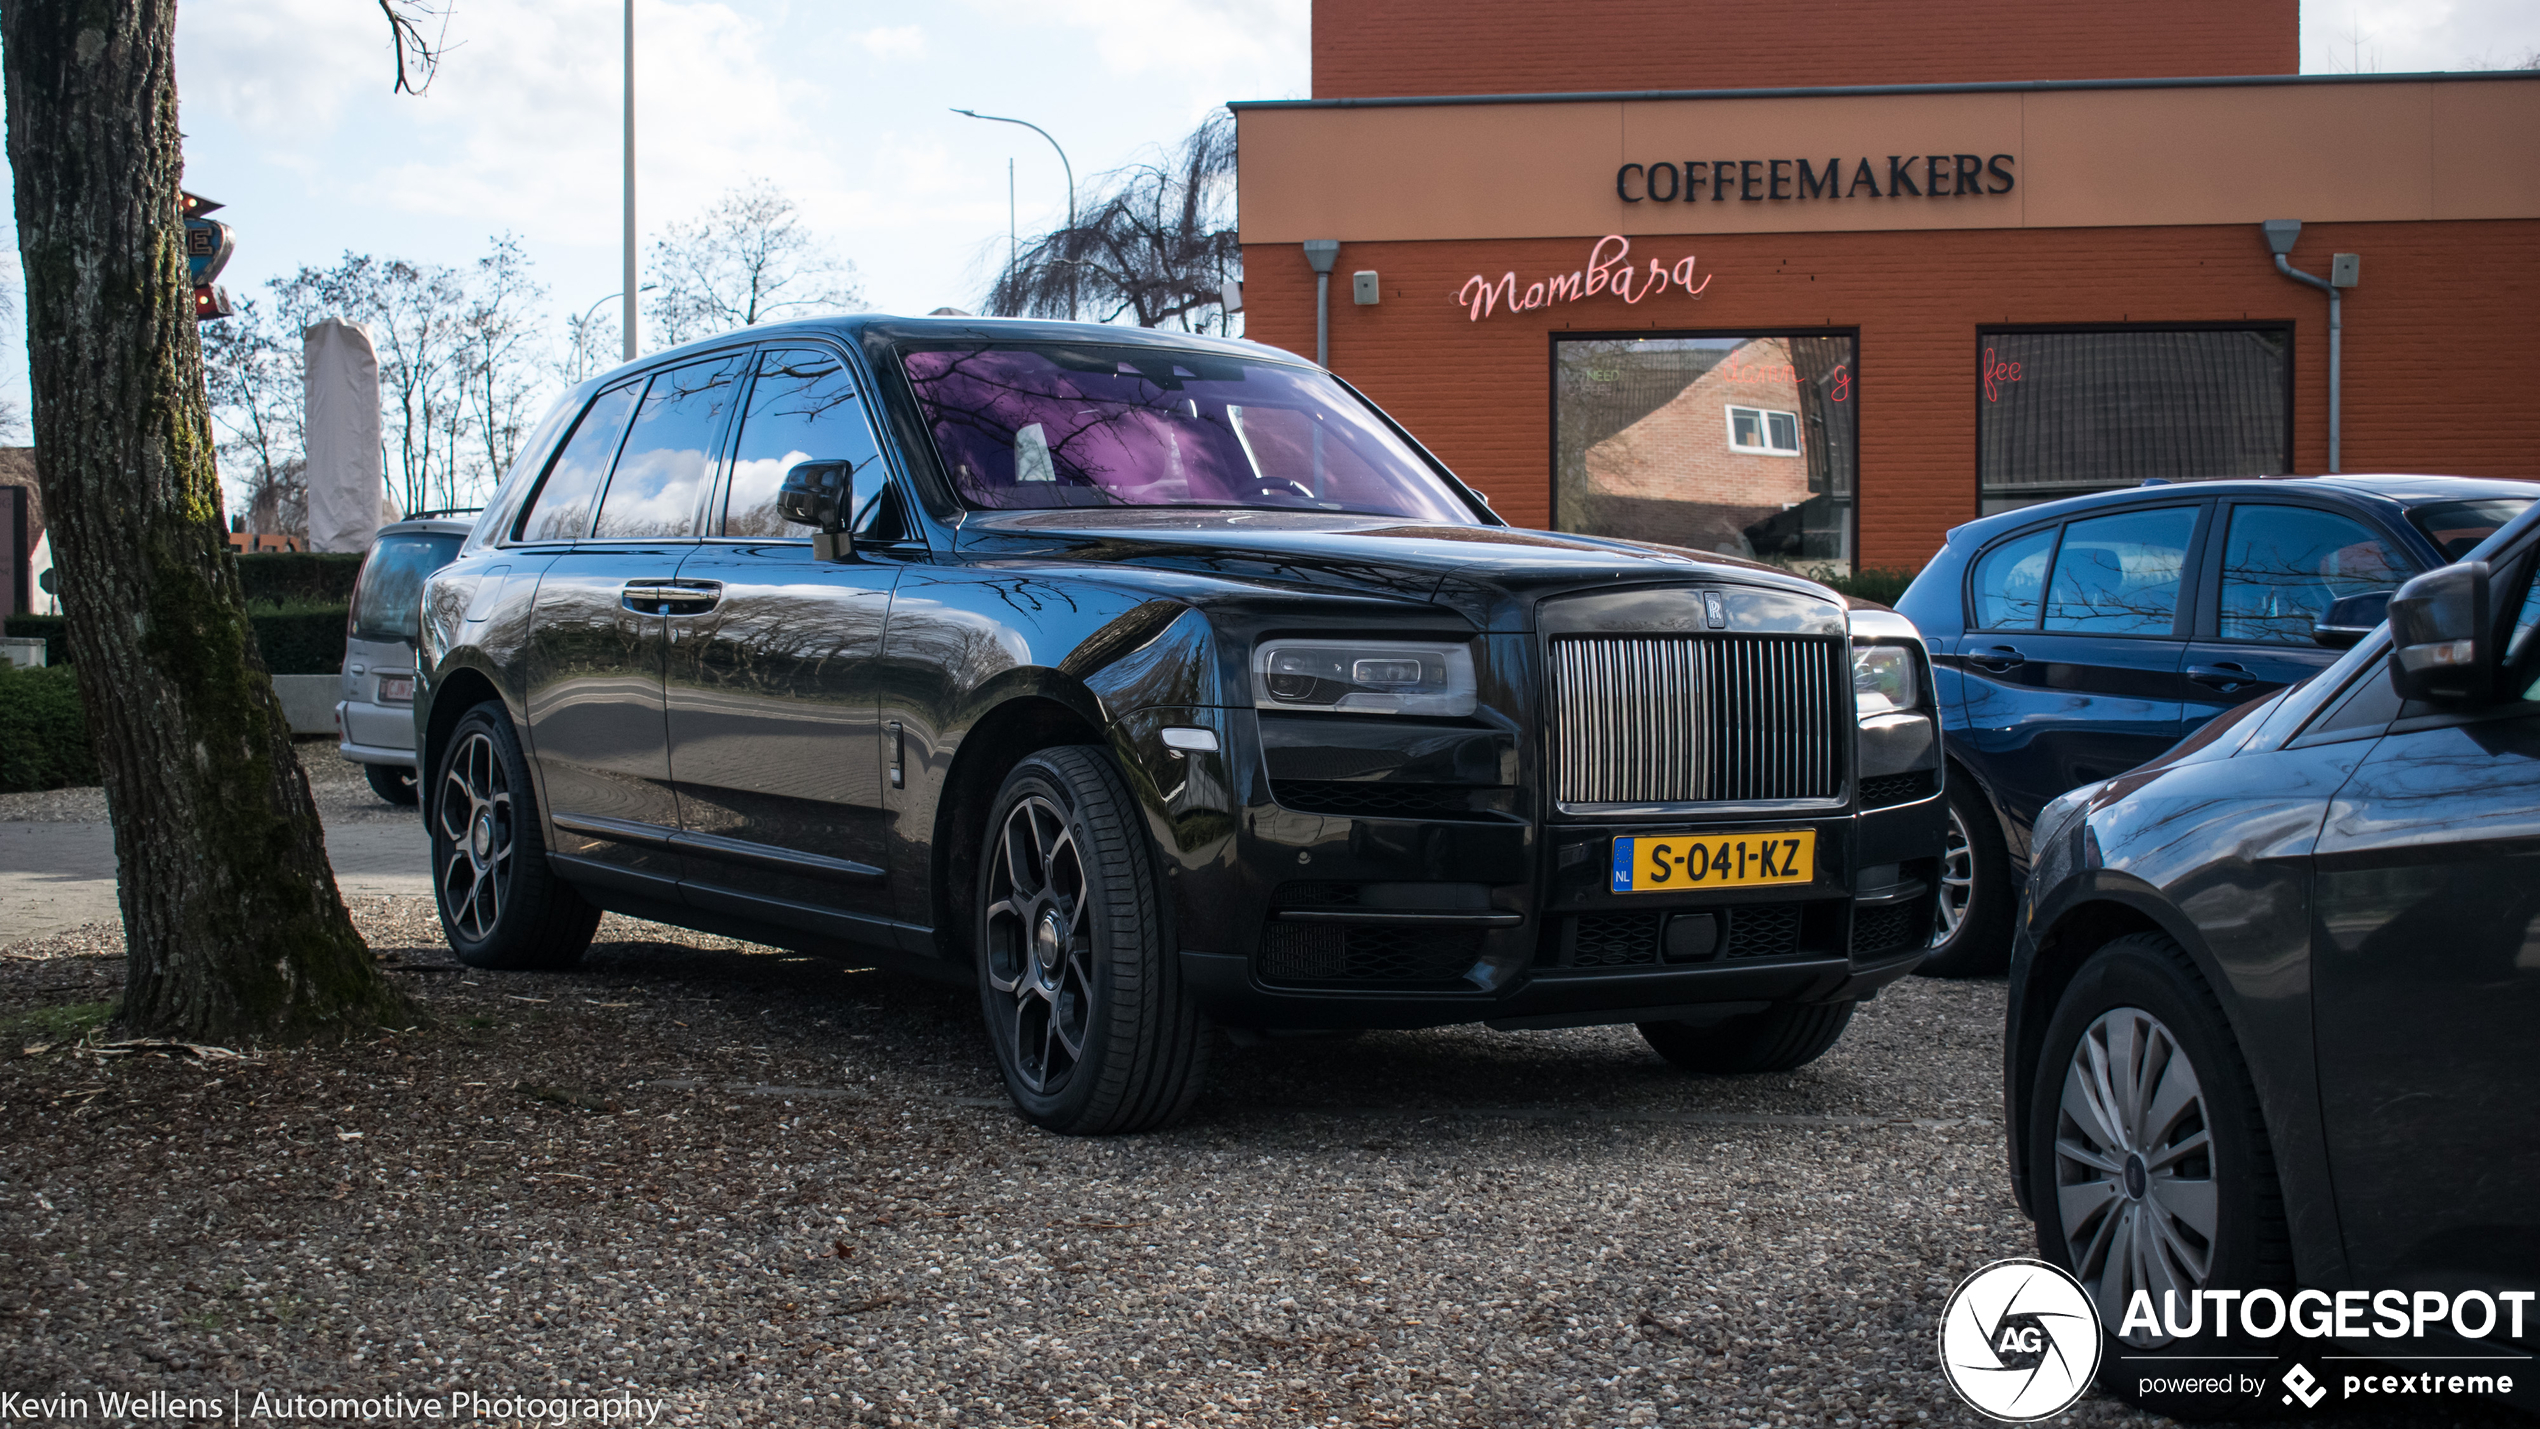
left=1852, top=642, right=1922, bottom=717
left=1252, top=639, right=1477, bottom=717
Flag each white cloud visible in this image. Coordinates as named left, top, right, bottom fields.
left=180, top=0, right=390, bottom=134
left=854, top=25, right=926, bottom=60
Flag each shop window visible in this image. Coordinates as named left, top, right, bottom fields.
left=1726, top=405, right=1801, bottom=456
left=1976, top=327, right=2290, bottom=516
left=1555, top=334, right=1855, bottom=573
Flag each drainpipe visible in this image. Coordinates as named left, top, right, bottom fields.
left=1303, top=240, right=1340, bottom=368
left=2262, top=219, right=2359, bottom=474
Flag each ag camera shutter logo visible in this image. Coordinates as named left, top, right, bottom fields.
left=1939, top=1258, right=2103, bottom=1421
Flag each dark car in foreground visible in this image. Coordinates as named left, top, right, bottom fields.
left=1895, top=474, right=2536, bottom=975
left=413, top=315, right=1947, bottom=1133
left=2006, top=499, right=2540, bottom=1397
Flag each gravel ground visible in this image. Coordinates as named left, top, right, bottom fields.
left=0, top=737, right=410, bottom=826
left=0, top=899, right=2521, bottom=1428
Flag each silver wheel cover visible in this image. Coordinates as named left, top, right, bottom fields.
left=2053, top=1005, right=2219, bottom=1345
left=435, top=729, right=513, bottom=943
left=1930, top=804, right=1975, bottom=947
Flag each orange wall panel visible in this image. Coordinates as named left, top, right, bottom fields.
left=1244, top=220, right=2540, bottom=571
left=1311, top=0, right=2299, bottom=100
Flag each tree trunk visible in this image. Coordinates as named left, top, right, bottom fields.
left=1, top=0, right=406, bottom=1041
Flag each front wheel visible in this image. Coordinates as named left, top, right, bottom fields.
left=2027, top=933, right=2290, bottom=1413
left=1638, top=1000, right=1854, bottom=1073
left=976, top=747, right=1209, bottom=1135
left=430, top=702, right=599, bottom=970
left=1919, top=775, right=2013, bottom=977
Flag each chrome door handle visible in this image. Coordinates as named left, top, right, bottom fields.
left=659, top=579, right=722, bottom=615
left=2187, top=662, right=2255, bottom=691
left=1968, top=645, right=2026, bottom=672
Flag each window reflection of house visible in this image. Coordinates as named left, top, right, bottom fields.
left=1555, top=334, right=1856, bottom=572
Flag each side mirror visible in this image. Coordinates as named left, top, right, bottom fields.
left=2311, top=589, right=2392, bottom=650
left=2386, top=560, right=2493, bottom=703
left=777, top=459, right=856, bottom=562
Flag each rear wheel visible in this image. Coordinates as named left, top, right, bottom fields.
left=2027, top=933, right=2290, bottom=1414
left=364, top=762, right=418, bottom=805
left=976, top=747, right=1209, bottom=1135
left=1919, top=775, right=2013, bottom=977
left=1638, top=1000, right=1855, bottom=1073
left=431, top=702, right=599, bottom=971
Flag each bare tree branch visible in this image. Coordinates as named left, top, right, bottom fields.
left=987, top=110, right=1239, bottom=334
left=379, top=0, right=448, bottom=95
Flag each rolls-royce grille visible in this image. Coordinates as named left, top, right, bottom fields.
left=1550, top=635, right=1844, bottom=806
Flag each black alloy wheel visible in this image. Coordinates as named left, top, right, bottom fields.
left=2028, top=932, right=2291, bottom=1410
left=1919, top=775, right=2014, bottom=977
left=365, top=762, right=419, bottom=805
left=430, top=701, right=600, bottom=970
left=1638, top=1000, right=1856, bottom=1073
left=976, top=746, right=1208, bottom=1135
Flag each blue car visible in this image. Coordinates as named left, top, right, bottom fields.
left=1894, top=474, right=2535, bottom=975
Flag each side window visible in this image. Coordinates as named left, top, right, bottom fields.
left=723, top=348, right=891, bottom=539
left=2043, top=506, right=2197, bottom=635
left=517, top=381, right=641, bottom=542
left=592, top=354, right=746, bottom=540
left=1970, top=526, right=2057, bottom=630
left=2217, top=505, right=2409, bottom=644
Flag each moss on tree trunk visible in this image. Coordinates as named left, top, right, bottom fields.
left=1, top=0, right=408, bottom=1041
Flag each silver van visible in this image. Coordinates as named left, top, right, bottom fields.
left=337, top=514, right=474, bottom=802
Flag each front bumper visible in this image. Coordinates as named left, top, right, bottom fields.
left=1160, top=763, right=1947, bottom=1032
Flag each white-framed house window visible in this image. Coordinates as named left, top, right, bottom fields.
left=1725, top=405, right=1802, bottom=455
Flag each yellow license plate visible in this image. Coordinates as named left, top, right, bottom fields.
left=1611, top=831, right=1816, bottom=893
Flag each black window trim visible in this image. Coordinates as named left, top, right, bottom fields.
left=501, top=341, right=762, bottom=548
left=1961, top=497, right=2212, bottom=641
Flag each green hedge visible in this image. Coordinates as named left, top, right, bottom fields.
left=1801, top=565, right=1921, bottom=609
left=0, top=664, right=99, bottom=793
left=7, top=601, right=347, bottom=675
left=238, top=551, right=364, bottom=605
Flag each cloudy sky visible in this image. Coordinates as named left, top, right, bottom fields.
left=1, top=0, right=2534, bottom=438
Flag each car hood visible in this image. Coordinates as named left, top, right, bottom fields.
left=953, top=508, right=1842, bottom=631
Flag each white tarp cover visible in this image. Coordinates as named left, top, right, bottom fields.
left=303, top=318, right=388, bottom=553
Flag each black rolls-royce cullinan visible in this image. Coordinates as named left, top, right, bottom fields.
left=414, top=316, right=1946, bottom=1133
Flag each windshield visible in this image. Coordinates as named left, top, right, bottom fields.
left=2408, top=498, right=2532, bottom=561
left=351, top=532, right=462, bottom=642
left=899, top=342, right=1482, bottom=523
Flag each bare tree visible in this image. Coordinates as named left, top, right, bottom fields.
left=987, top=110, right=1240, bottom=332
left=0, top=0, right=414, bottom=1041
left=200, top=296, right=309, bottom=534
left=454, top=235, right=548, bottom=507
left=645, top=180, right=864, bottom=347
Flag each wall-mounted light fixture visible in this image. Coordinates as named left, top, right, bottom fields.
left=2263, top=219, right=2360, bottom=472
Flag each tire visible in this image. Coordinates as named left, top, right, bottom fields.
left=429, top=701, right=600, bottom=971
left=2026, top=932, right=2292, bottom=1415
left=1918, top=773, right=2014, bottom=977
left=364, top=762, right=419, bottom=805
left=1637, top=1000, right=1855, bottom=1073
left=975, top=746, right=1209, bottom=1135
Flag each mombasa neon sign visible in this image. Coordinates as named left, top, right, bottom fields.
left=1456, top=235, right=1710, bottom=322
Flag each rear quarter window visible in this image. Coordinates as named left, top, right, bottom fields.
left=351, top=533, right=464, bottom=642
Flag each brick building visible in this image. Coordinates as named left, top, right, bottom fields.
left=1234, top=2, right=2540, bottom=574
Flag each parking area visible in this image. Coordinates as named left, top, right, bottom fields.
left=1, top=891, right=2126, bottom=1429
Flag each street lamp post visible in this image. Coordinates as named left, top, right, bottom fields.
left=622, top=0, right=638, bottom=360
left=952, top=108, right=1075, bottom=319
